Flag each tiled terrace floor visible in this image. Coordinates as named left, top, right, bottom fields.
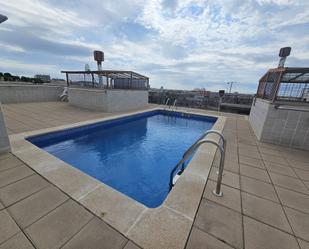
left=2, top=102, right=155, bottom=134
left=186, top=116, right=309, bottom=249
left=0, top=153, right=140, bottom=249
left=1, top=102, right=309, bottom=249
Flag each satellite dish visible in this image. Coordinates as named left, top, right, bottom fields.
left=0, top=14, right=8, bottom=24
left=85, top=64, right=90, bottom=72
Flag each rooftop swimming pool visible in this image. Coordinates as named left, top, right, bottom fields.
left=28, top=110, right=216, bottom=208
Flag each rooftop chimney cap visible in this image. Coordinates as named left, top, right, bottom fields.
left=0, top=14, right=8, bottom=24
left=279, top=47, right=291, bottom=57
left=93, top=50, right=104, bottom=64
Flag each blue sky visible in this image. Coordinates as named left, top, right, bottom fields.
left=0, top=0, right=309, bottom=93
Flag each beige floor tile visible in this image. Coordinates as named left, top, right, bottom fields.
left=261, top=153, right=289, bottom=166
left=0, top=155, right=23, bottom=172
left=214, top=160, right=239, bottom=174
left=0, top=210, right=20, bottom=244
left=194, top=200, right=243, bottom=249
left=284, top=207, right=309, bottom=241
left=62, top=218, right=127, bottom=249
left=0, top=174, right=49, bottom=207
left=269, top=173, right=309, bottom=195
left=243, top=216, right=299, bottom=249
left=239, top=155, right=265, bottom=169
left=0, top=166, right=34, bottom=188
left=294, top=168, right=309, bottom=182
left=79, top=185, right=145, bottom=235
left=298, top=239, right=309, bottom=249
left=25, top=200, right=93, bottom=249
left=123, top=241, right=141, bottom=249
left=240, top=176, right=279, bottom=202
left=238, top=143, right=258, bottom=152
left=242, top=192, right=292, bottom=233
left=239, top=148, right=261, bottom=160
left=0, top=153, right=11, bottom=161
left=240, top=164, right=271, bottom=183
left=288, top=160, right=309, bottom=171
left=276, top=186, right=309, bottom=214
left=259, top=147, right=283, bottom=157
left=8, top=186, right=69, bottom=228
left=186, top=227, right=234, bottom=249
left=204, top=179, right=241, bottom=212
left=127, top=206, right=192, bottom=249
left=225, top=152, right=239, bottom=163
left=209, top=167, right=240, bottom=189
left=0, top=232, right=34, bottom=249
left=265, top=162, right=298, bottom=177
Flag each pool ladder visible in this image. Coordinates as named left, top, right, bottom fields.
left=170, top=130, right=226, bottom=197
left=164, top=98, right=171, bottom=110
left=164, top=98, right=177, bottom=111
left=172, top=99, right=177, bottom=110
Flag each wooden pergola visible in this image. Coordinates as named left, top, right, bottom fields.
left=61, top=70, right=149, bottom=90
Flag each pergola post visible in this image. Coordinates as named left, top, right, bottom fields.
left=130, top=72, right=133, bottom=89
left=91, top=73, right=94, bottom=88
left=65, top=73, right=69, bottom=87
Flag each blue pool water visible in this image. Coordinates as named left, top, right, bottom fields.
left=28, top=111, right=216, bottom=208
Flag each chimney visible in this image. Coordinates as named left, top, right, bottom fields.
left=278, top=47, right=291, bottom=68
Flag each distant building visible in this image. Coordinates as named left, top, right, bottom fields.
left=148, top=88, right=254, bottom=114
left=34, top=74, right=51, bottom=82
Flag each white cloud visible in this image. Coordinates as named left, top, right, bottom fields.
left=0, top=58, right=58, bottom=76
left=0, top=0, right=308, bottom=92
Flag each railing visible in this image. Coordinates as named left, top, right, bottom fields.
left=257, top=68, right=309, bottom=102
left=169, top=130, right=226, bottom=197
left=274, top=104, right=309, bottom=112
left=164, top=98, right=170, bottom=109
left=173, top=99, right=177, bottom=109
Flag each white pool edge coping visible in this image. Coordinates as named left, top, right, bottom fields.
left=9, top=107, right=226, bottom=249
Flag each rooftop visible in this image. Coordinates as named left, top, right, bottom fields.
left=1, top=102, right=308, bottom=249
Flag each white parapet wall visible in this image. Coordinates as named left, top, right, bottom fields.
left=0, top=84, right=63, bottom=103
left=68, top=88, right=107, bottom=111
left=0, top=101, right=10, bottom=153
left=249, top=98, right=309, bottom=150
left=68, top=88, right=148, bottom=112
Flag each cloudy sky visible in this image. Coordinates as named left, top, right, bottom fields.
left=0, top=0, right=309, bottom=92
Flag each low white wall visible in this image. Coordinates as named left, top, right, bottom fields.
left=68, top=88, right=148, bottom=112
left=0, top=101, right=10, bottom=153
left=0, top=84, right=63, bottom=103
left=249, top=99, right=270, bottom=140
left=105, top=90, right=148, bottom=112
left=68, top=88, right=107, bottom=111
left=249, top=98, right=309, bottom=150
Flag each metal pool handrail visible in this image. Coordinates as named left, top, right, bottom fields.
left=169, top=130, right=226, bottom=197
left=165, top=98, right=170, bottom=108
left=172, top=99, right=177, bottom=110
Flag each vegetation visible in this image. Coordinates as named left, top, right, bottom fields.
left=0, top=72, right=44, bottom=84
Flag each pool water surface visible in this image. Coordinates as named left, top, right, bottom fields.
left=28, top=111, right=216, bottom=207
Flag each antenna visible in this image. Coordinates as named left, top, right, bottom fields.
left=93, top=50, right=104, bottom=85
left=278, top=47, right=291, bottom=68
left=227, top=82, right=236, bottom=93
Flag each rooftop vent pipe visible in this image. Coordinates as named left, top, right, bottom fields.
left=94, top=50, right=104, bottom=86
left=278, top=47, right=291, bottom=68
